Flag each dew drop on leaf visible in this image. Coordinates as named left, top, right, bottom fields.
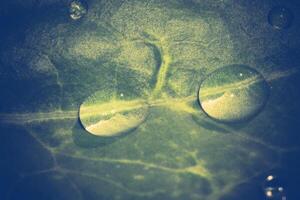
left=79, top=91, right=149, bottom=137
left=268, top=6, right=294, bottom=30
left=263, top=175, right=287, bottom=200
left=69, top=0, right=88, bottom=20
left=198, top=64, right=269, bottom=123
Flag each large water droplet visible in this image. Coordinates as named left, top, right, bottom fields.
left=198, top=64, right=269, bottom=123
left=263, top=175, right=287, bottom=200
left=79, top=90, right=149, bottom=137
left=268, top=6, right=294, bottom=30
left=69, top=0, right=88, bottom=20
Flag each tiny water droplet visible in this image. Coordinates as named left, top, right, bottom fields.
left=263, top=175, right=286, bottom=200
left=79, top=90, right=148, bottom=137
left=198, top=64, right=269, bottom=123
left=268, top=6, right=294, bottom=30
left=69, top=0, right=88, bottom=20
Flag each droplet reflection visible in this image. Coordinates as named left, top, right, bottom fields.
left=79, top=91, right=148, bottom=137
left=198, top=64, right=269, bottom=123
left=264, top=175, right=287, bottom=199
left=268, top=6, right=294, bottom=30
left=69, top=0, right=88, bottom=20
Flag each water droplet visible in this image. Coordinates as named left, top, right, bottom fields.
left=198, top=64, right=269, bottom=123
left=268, top=6, right=294, bottom=30
left=263, top=175, right=286, bottom=199
left=79, top=90, right=148, bottom=137
left=69, top=0, right=88, bottom=20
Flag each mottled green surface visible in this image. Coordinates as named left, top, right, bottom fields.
left=0, top=0, right=300, bottom=200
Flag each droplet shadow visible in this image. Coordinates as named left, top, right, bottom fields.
left=72, top=117, right=145, bottom=148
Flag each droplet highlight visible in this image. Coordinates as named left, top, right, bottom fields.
left=79, top=91, right=148, bottom=137
left=263, top=175, right=287, bottom=199
left=268, top=6, right=294, bottom=30
left=198, top=64, right=269, bottom=123
left=69, top=0, right=88, bottom=20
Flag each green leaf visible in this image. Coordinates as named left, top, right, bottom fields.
left=1, top=1, right=300, bottom=200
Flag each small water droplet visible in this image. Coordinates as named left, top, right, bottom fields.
left=268, top=6, right=294, bottom=30
left=198, top=64, right=269, bottom=123
left=79, top=90, right=148, bottom=137
left=267, top=175, right=275, bottom=181
left=263, top=175, right=286, bottom=200
left=69, top=0, right=88, bottom=20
